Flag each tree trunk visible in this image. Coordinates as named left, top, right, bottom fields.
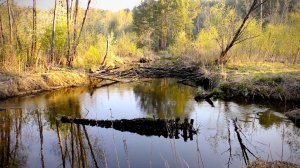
left=218, top=0, right=268, bottom=65
left=260, top=0, right=263, bottom=29
left=50, top=0, right=58, bottom=65
left=31, top=0, right=37, bottom=65
left=6, top=0, right=13, bottom=44
left=66, top=0, right=71, bottom=66
left=0, top=15, right=4, bottom=45
left=70, top=0, right=92, bottom=66
left=101, top=39, right=109, bottom=66
left=10, top=3, right=22, bottom=50
left=71, top=0, right=79, bottom=64
left=75, top=0, right=92, bottom=49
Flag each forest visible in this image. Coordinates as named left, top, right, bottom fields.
left=0, top=0, right=299, bottom=72
left=1, top=1, right=300, bottom=168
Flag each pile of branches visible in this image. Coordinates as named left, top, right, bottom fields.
left=90, top=64, right=211, bottom=87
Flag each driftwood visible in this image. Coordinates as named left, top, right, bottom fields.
left=90, top=74, right=132, bottom=83
left=61, top=116, right=198, bottom=141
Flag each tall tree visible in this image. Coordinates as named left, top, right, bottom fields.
left=6, top=0, right=12, bottom=43
left=260, top=0, right=263, bottom=29
left=10, top=2, right=22, bottom=50
left=155, top=0, right=172, bottom=50
left=31, top=0, right=37, bottom=63
left=0, top=15, right=4, bottom=45
left=66, top=0, right=71, bottom=66
left=218, top=0, right=269, bottom=64
left=71, top=0, right=79, bottom=65
left=50, top=0, right=58, bottom=64
left=71, top=0, right=92, bottom=66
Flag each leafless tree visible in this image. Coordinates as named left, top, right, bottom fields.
left=66, top=0, right=71, bottom=66
left=31, top=0, right=37, bottom=62
left=6, top=0, right=12, bottom=43
left=218, top=0, right=269, bottom=65
left=0, top=15, right=4, bottom=45
left=71, top=0, right=92, bottom=66
left=71, top=0, right=79, bottom=65
left=10, top=2, right=22, bottom=50
left=50, top=0, right=58, bottom=65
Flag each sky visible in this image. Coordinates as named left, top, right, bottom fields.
left=16, top=0, right=142, bottom=11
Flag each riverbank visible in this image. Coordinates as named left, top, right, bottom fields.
left=195, top=62, right=300, bottom=102
left=248, top=160, right=300, bottom=168
left=1, top=61, right=299, bottom=103
left=0, top=69, right=90, bottom=100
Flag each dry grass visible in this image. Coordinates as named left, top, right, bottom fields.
left=226, top=62, right=300, bottom=77
left=248, top=160, right=300, bottom=168
left=207, top=62, right=300, bottom=101
left=0, top=70, right=90, bottom=99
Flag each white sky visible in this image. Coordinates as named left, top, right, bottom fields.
left=16, top=0, right=142, bottom=11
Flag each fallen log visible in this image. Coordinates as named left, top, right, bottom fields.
left=61, top=116, right=198, bottom=141
left=90, top=74, right=132, bottom=83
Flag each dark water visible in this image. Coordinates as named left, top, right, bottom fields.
left=0, top=79, right=299, bottom=168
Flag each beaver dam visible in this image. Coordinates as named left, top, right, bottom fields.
left=0, top=78, right=299, bottom=168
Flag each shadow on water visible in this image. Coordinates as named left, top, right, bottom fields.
left=0, top=79, right=299, bottom=168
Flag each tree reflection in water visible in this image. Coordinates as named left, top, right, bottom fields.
left=0, top=80, right=299, bottom=167
left=0, top=109, right=26, bottom=168
left=134, top=78, right=195, bottom=118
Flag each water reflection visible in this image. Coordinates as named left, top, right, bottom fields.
left=61, top=117, right=198, bottom=141
left=0, top=79, right=299, bottom=168
left=134, top=78, right=195, bottom=118
left=0, top=109, right=26, bottom=168
left=258, top=111, right=284, bottom=128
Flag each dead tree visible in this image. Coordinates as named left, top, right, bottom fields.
left=260, top=0, right=263, bottom=29
left=31, top=0, right=37, bottom=63
left=66, top=0, right=71, bottom=66
left=101, top=40, right=109, bottom=66
left=218, top=0, right=269, bottom=65
left=0, top=15, right=4, bottom=45
left=71, top=0, right=92, bottom=66
left=76, top=0, right=92, bottom=47
left=71, top=0, right=79, bottom=65
left=50, top=0, right=58, bottom=65
left=6, top=0, right=12, bottom=43
left=10, top=2, right=22, bottom=50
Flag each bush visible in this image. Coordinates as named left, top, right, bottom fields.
left=114, top=33, right=142, bottom=58
left=40, top=21, right=67, bottom=65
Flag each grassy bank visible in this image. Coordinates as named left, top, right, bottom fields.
left=0, top=69, right=90, bottom=99
left=197, top=62, right=300, bottom=102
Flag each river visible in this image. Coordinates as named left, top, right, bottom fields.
left=0, top=78, right=299, bottom=168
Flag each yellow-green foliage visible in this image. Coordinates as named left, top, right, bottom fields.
left=169, top=31, right=188, bottom=57
left=228, top=12, right=300, bottom=63
left=196, top=27, right=219, bottom=59
left=74, top=33, right=124, bottom=68
left=114, top=33, right=141, bottom=58
left=40, top=21, right=67, bottom=64
left=191, top=2, right=240, bottom=61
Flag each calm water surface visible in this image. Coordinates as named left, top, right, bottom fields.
left=0, top=79, right=299, bottom=168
